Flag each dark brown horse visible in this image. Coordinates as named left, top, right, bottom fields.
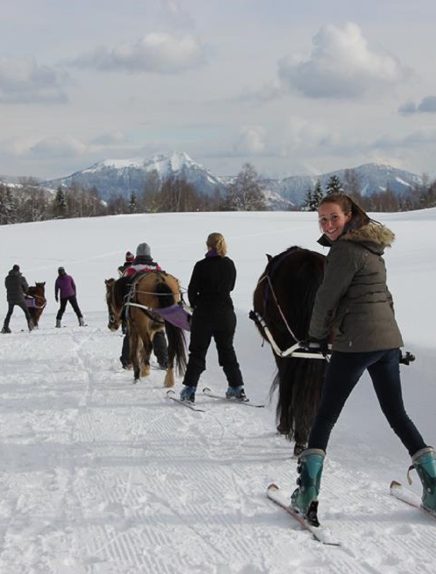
left=105, top=272, right=187, bottom=386
left=27, top=282, right=47, bottom=327
left=252, top=246, right=327, bottom=455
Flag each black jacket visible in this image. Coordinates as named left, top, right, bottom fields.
left=188, top=255, right=236, bottom=311
left=5, top=269, right=29, bottom=304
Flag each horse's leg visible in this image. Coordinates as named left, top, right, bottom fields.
left=128, top=317, right=141, bottom=382
left=139, top=319, right=153, bottom=377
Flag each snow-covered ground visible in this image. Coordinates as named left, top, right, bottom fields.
left=0, top=209, right=435, bottom=573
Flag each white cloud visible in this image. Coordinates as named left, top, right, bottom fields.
left=0, top=56, right=68, bottom=103
left=278, top=22, right=407, bottom=99
left=72, top=32, right=207, bottom=74
left=234, top=126, right=266, bottom=155
left=399, top=96, right=436, bottom=115
left=28, top=136, right=87, bottom=158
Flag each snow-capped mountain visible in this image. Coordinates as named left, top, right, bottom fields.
left=273, top=163, right=423, bottom=206
left=44, top=152, right=226, bottom=200
left=37, top=154, right=424, bottom=208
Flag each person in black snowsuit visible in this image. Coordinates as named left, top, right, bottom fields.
left=2, top=264, right=34, bottom=333
left=180, top=232, right=246, bottom=403
left=119, top=243, right=169, bottom=370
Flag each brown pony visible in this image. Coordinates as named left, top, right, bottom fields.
left=105, top=272, right=187, bottom=387
left=105, top=277, right=123, bottom=331
left=27, top=282, right=47, bottom=327
left=252, top=246, right=327, bottom=455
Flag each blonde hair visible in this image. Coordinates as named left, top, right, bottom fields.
left=206, top=232, right=227, bottom=257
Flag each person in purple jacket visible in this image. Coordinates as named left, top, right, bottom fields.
left=55, top=267, right=85, bottom=327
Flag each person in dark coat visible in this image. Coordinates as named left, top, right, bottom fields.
left=119, top=243, right=168, bottom=370
left=180, top=232, right=246, bottom=403
left=55, top=267, right=85, bottom=327
left=291, top=193, right=435, bottom=522
left=1, top=264, right=34, bottom=333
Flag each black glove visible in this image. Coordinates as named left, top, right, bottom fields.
left=399, top=351, right=415, bottom=365
left=299, top=337, right=330, bottom=357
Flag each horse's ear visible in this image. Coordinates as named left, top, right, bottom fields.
left=267, top=254, right=272, bottom=261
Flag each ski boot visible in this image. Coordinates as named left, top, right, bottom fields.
left=180, top=385, right=196, bottom=403
left=225, top=385, right=247, bottom=400
left=409, top=446, right=436, bottom=513
left=291, top=448, right=325, bottom=526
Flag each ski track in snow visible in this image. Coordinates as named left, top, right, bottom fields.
left=0, top=210, right=435, bottom=573
left=0, top=320, right=435, bottom=573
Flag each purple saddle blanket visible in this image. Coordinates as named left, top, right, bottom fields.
left=154, top=304, right=191, bottom=331
left=25, top=297, right=36, bottom=308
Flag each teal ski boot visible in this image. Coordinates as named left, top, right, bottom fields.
left=409, top=446, right=436, bottom=513
left=291, top=448, right=325, bottom=526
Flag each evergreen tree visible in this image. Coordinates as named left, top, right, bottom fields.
left=326, top=175, right=343, bottom=195
left=129, top=192, right=137, bottom=213
left=53, top=186, right=67, bottom=218
left=312, top=179, right=324, bottom=209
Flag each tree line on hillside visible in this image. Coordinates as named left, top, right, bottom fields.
left=302, top=170, right=436, bottom=212
left=1, top=165, right=435, bottom=225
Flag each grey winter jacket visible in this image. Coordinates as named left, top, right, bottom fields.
left=5, top=269, right=29, bottom=304
left=309, top=222, right=403, bottom=352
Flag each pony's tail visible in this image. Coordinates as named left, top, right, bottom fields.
left=165, top=322, right=187, bottom=376
left=156, top=281, right=175, bottom=308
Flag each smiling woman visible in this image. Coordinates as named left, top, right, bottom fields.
left=290, top=193, right=436, bottom=527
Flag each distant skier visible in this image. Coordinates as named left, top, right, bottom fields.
left=55, top=267, right=85, bottom=327
left=291, top=193, right=435, bottom=524
left=1, top=264, right=34, bottom=333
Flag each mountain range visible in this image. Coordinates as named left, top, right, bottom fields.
left=3, top=152, right=424, bottom=209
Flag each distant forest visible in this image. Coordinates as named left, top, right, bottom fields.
left=1, top=164, right=436, bottom=225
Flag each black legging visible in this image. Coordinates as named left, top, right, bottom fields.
left=3, top=301, right=32, bottom=327
left=56, top=296, right=83, bottom=320
left=308, top=348, right=426, bottom=456
left=183, top=307, right=244, bottom=389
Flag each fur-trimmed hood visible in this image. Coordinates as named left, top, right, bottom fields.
left=319, top=221, right=395, bottom=254
left=342, top=221, right=395, bottom=254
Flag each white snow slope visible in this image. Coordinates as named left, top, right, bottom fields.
left=0, top=209, right=435, bottom=573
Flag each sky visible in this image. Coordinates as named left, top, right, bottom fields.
left=1, top=0, right=436, bottom=181
left=0, top=209, right=435, bottom=572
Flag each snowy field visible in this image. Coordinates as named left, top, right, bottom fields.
left=0, top=209, right=435, bottom=573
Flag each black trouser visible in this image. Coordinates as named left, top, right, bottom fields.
left=308, top=349, right=426, bottom=456
left=56, top=296, right=83, bottom=320
left=182, top=307, right=243, bottom=389
left=3, top=301, right=32, bottom=327
left=120, top=330, right=168, bottom=368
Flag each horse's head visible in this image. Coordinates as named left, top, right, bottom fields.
left=105, top=278, right=122, bottom=331
left=34, top=282, right=46, bottom=294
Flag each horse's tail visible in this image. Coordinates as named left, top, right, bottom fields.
left=156, top=281, right=175, bottom=308
left=165, top=321, right=187, bottom=376
left=156, top=279, right=187, bottom=375
left=271, top=357, right=325, bottom=443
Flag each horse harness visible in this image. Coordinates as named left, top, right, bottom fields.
left=123, top=271, right=181, bottom=323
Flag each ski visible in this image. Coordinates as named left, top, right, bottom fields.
left=266, top=483, right=341, bottom=546
left=202, top=386, right=264, bottom=408
left=166, top=390, right=206, bottom=412
left=390, top=480, right=436, bottom=519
